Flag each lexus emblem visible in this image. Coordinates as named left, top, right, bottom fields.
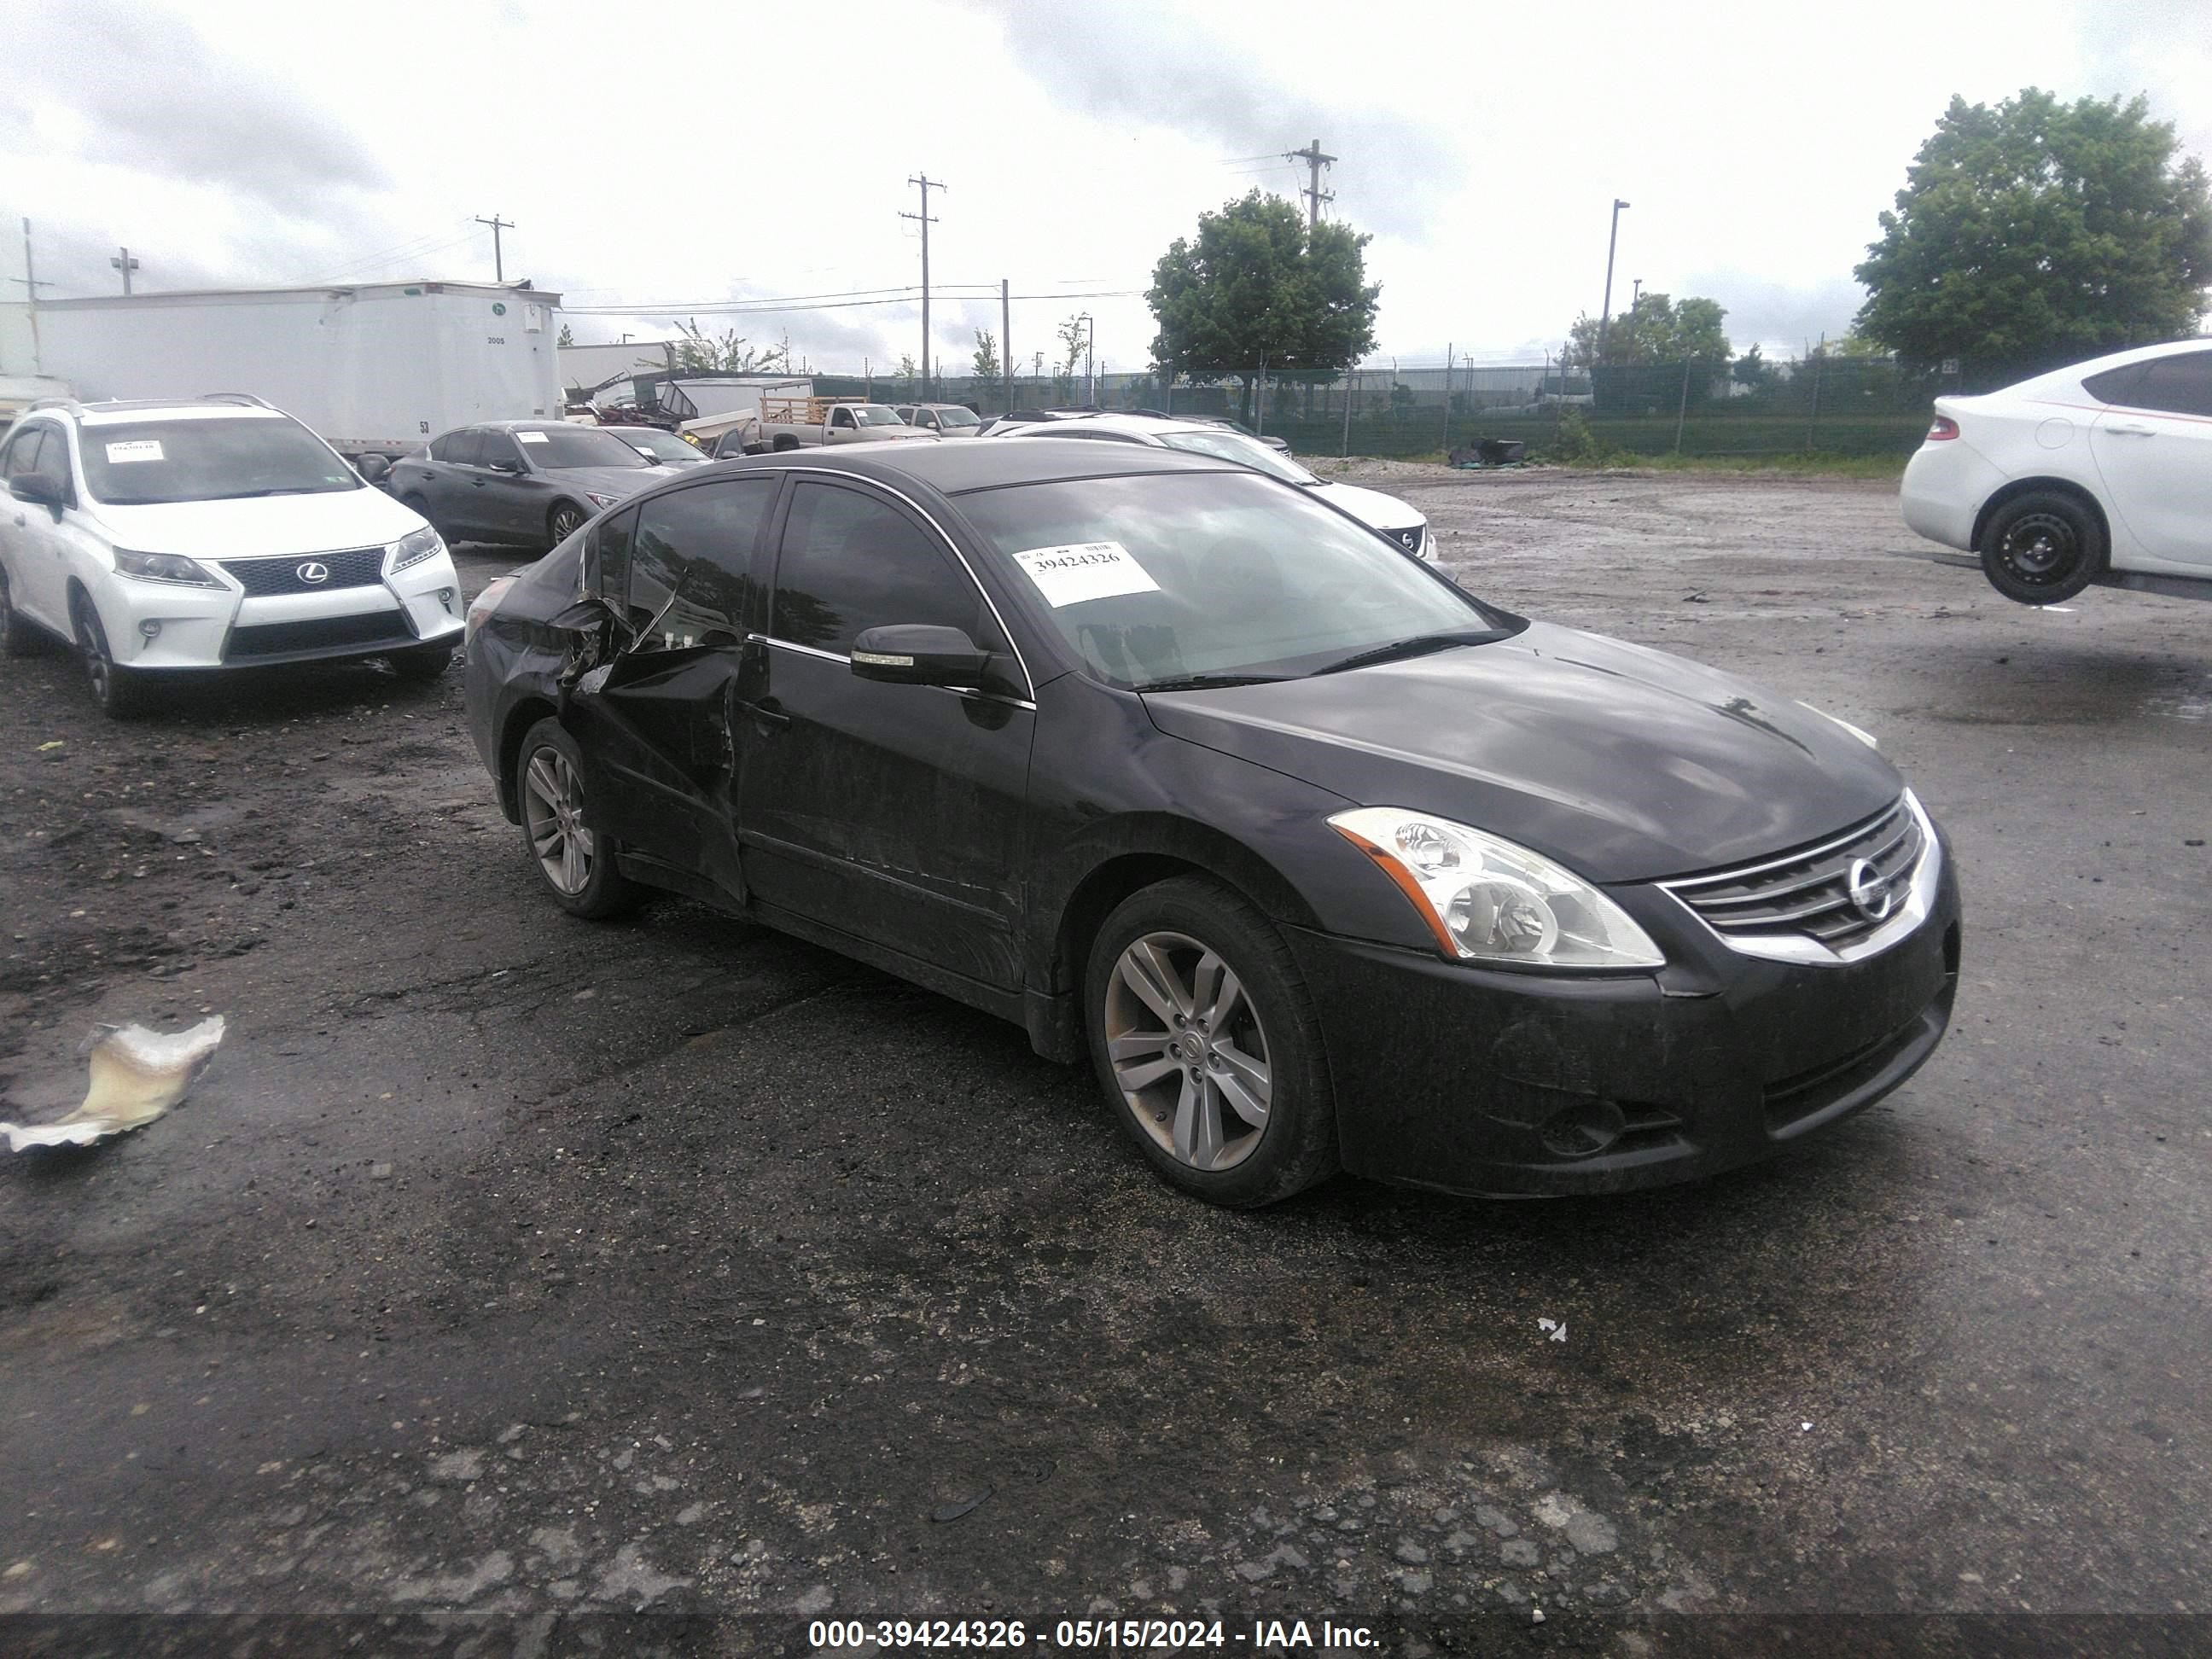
left=296, top=562, right=330, bottom=585
left=1846, top=858, right=1894, bottom=923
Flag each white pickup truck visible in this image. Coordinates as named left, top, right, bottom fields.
left=755, top=396, right=935, bottom=451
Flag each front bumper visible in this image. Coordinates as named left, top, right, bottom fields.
left=102, top=552, right=467, bottom=670
left=1285, top=845, right=1962, bottom=1196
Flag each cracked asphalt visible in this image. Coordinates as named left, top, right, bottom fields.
left=2, top=465, right=2209, bottom=1647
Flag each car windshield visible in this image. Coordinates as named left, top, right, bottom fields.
left=957, top=470, right=1510, bottom=690
left=79, top=415, right=361, bottom=506
left=621, top=430, right=703, bottom=463
left=1153, top=428, right=1317, bottom=485
left=851, top=406, right=905, bottom=428
left=515, top=427, right=655, bottom=469
left=935, top=407, right=981, bottom=428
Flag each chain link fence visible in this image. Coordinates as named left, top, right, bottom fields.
left=635, top=354, right=1987, bottom=462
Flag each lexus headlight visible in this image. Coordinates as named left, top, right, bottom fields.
left=584, top=491, right=621, bottom=509
left=1330, top=808, right=1664, bottom=970
left=1796, top=700, right=1878, bottom=748
left=112, top=547, right=223, bottom=588
left=386, top=527, right=445, bottom=573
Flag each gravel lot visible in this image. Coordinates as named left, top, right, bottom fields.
left=3, top=465, right=2209, bottom=1644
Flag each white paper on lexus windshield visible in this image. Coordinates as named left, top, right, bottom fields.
left=105, top=440, right=165, bottom=463
left=1011, top=542, right=1161, bottom=607
left=517, top=431, right=550, bottom=444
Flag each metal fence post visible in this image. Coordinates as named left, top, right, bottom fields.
left=1342, top=370, right=1354, bottom=458
left=1441, top=344, right=1453, bottom=455
left=1805, top=354, right=1825, bottom=452
left=1674, top=358, right=1691, bottom=455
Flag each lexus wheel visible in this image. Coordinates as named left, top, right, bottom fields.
left=1084, top=875, right=1337, bottom=1207
left=515, top=718, right=637, bottom=918
left=1980, top=490, right=2104, bottom=605
left=72, top=591, right=148, bottom=719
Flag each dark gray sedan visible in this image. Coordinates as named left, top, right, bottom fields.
left=391, top=422, right=661, bottom=550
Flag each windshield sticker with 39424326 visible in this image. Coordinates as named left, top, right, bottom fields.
left=1010, top=542, right=1161, bottom=608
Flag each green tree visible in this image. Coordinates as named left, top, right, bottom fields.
left=1147, top=191, right=1382, bottom=416
left=670, top=317, right=787, bottom=375
left=1854, top=89, right=2212, bottom=371
left=556, top=323, right=574, bottom=347
left=1567, top=294, right=1732, bottom=370
left=897, top=353, right=918, bottom=384
left=971, top=329, right=1002, bottom=383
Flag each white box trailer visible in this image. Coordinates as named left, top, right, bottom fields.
left=29, top=281, right=564, bottom=460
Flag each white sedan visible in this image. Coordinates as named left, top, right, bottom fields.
left=990, top=412, right=1434, bottom=559
left=1901, top=338, right=2212, bottom=603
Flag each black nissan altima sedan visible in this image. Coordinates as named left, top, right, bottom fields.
left=463, top=439, right=1960, bottom=1208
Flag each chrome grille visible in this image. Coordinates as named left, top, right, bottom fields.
left=1662, top=796, right=1926, bottom=954
left=220, top=545, right=388, bottom=597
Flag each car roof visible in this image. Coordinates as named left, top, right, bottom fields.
left=61, top=399, right=288, bottom=425
left=707, top=436, right=1237, bottom=496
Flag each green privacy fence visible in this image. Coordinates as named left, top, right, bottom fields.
left=695, top=355, right=1982, bottom=461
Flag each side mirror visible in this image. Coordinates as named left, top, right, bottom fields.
left=549, top=596, right=624, bottom=686
left=490, top=458, right=526, bottom=475
left=355, top=453, right=391, bottom=483
left=851, top=624, right=990, bottom=689
left=9, top=474, right=64, bottom=509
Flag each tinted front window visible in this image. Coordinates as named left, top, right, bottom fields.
left=510, top=427, right=654, bottom=470
left=481, top=432, right=527, bottom=470
left=626, top=478, right=777, bottom=649
left=771, top=481, right=977, bottom=653
left=2126, top=352, right=2212, bottom=418
left=80, top=416, right=358, bottom=506
left=3, top=424, right=49, bottom=479
left=441, top=429, right=486, bottom=468
left=956, top=471, right=1498, bottom=690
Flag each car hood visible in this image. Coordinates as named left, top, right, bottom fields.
left=1307, top=479, right=1423, bottom=533
left=538, top=465, right=662, bottom=498
left=90, top=486, right=428, bottom=560
left=1140, top=620, right=1902, bottom=883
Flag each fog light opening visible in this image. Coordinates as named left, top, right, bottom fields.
left=137, top=620, right=162, bottom=640
left=1540, top=1098, right=1628, bottom=1160
left=437, top=588, right=458, bottom=614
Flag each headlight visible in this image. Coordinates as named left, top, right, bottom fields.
left=584, top=491, right=620, bottom=509
left=386, top=527, right=445, bottom=573
left=112, top=547, right=223, bottom=588
left=1330, top=807, right=1665, bottom=970
left=1796, top=700, right=1878, bottom=748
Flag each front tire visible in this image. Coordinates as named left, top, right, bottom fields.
left=1083, top=876, right=1338, bottom=1208
left=515, top=718, right=638, bottom=919
left=547, top=502, right=588, bottom=547
left=71, top=590, right=149, bottom=719
left=390, top=640, right=456, bottom=683
left=399, top=492, right=446, bottom=540
left=1980, top=490, right=2104, bottom=604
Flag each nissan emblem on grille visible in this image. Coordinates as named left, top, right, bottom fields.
left=296, top=562, right=330, bottom=585
left=1847, top=858, right=1895, bottom=923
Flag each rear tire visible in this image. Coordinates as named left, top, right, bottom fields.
left=71, top=590, right=150, bottom=719
left=0, top=565, right=38, bottom=657
left=1083, top=875, right=1338, bottom=1208
left=515, top=718, right=639, bottom=919
left=1979, top=490, right=2104, bottom=604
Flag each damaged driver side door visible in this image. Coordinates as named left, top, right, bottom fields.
left=556, top=476, right=778, bottom=901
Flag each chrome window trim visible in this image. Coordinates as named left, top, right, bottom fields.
left=783, top=465, right=1037, bottom=701
left=1657, top=791, right=1941, bottom=967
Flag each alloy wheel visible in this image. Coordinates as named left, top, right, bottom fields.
left=550, top=504, right=585, bottom=544
left=523, top=746, right=594, bottom=895
left=1103, top=929, right=1274, bottom=1172
left=73, top=596, right=114, bottom=704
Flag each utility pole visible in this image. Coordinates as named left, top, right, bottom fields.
left=1079, top=311, right=1095, bottom=407
left=1631, top=277, right=1643, bottom=309
left=902, top=174, right=944, bottom=402
left=1285, top=137, right=1336, bottom=232
left=1000, top=277, right=1011, bottom=416
left=474, top=215, right=513, bottom=283
left=110, top=247, right=139, bottom=294
left=1596, top=199, right=1629, bottom=363
left=13, top=219, right=54, bottom=373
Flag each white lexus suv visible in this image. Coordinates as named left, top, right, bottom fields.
left=0, top=396, right=463, bottom=715
left=1901, top=338, right=2212, bottom=604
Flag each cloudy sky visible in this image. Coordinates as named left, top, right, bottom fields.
left=2, top=0, right=2207, bottom=375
